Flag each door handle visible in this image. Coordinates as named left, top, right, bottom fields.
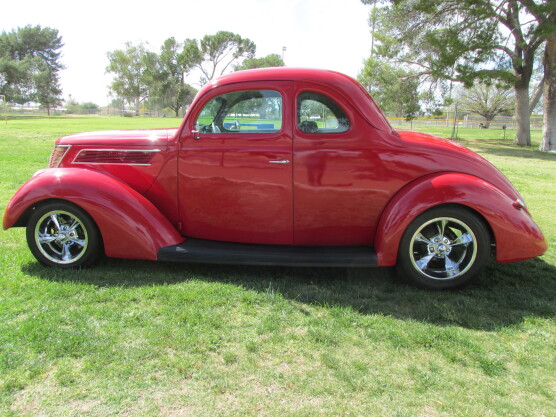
left=268, top=160, right=290, bottom=164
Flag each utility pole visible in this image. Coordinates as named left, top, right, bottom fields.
left=370, top=3, right=376, bottom=57
left=451, top=103, right=459, bottom=140
left=0, top=95, right=6, bottom=124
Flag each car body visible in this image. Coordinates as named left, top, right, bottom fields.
left=3, top=68, right=548, bottom=288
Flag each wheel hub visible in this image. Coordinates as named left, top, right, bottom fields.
left=55, top=225, right=76, bottom=243
left=428, top=236, right=452, bottom=258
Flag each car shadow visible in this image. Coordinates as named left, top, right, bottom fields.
left=22, top=256, right=556, bottom=332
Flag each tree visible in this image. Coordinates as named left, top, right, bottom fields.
left=521, top=0, right=556, bottom=151
left=0, top=25, right=64, bottom=108
left=235, top=54, right=285, bottom=71
left=33, top=59, right=62, bottom=115
left=106, top=42, right=157, bottom=115
left=542, top=32, right=556, bottom=151
left=181, top=31, right=256, bottom=85
left=0, top=58, right=33, bottom=103
left=361, top=0, right=550, bottom=148
left=154, top=37, right=197, bottom=117
left=65, top=99, right=99, bottom=115
left=358, top=56, right=421, bottom=119
left=81, top=102, right=99, bottom=114
left=458, top=84, right=514, bottom=127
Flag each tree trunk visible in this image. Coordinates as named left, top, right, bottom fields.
left=513, top=84, right=531, bottom=146
left=482, top=113, right=495, bottom=129
left=540, top=34, right=556, bottom=152
left=530, top=76, right=544, bottom=115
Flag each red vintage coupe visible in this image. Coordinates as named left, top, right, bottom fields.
left=3, top=68, right=547, bottom=289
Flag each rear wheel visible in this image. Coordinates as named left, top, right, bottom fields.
left=26, top=202, right=101, bottom=268
left=397, top=207, right=491, bottom=289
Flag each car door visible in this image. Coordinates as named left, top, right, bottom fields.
left=293, top=81, right=388, bottom=245
left=178, top=82, right=294, bottom=245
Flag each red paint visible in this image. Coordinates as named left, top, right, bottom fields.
left=178, top=81, right=294, bottom=244
left=374, top=173, right=547, bottom=266
left=3, top=68, right=547, bottom=265
left=4, top=169, right=183, bottom=260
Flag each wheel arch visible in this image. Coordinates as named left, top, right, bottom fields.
left=374, top=172, right=547, bottom=266
left=407, top=202, right=495, bottom=249
left=4, top=169, right=184, bottom=261
left=16, top=197, right=106, bottom=251
left=12, top=198, right=91, bottom=228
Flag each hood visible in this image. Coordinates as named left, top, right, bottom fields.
left=396, top=129, right=523, bottom=202
left=56, top=128, right=178, bottom=147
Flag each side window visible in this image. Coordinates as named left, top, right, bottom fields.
left=297, top=92, right=350, bottom=134
left=195, top=90, right=282, bottom=134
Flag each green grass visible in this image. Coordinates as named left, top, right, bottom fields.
left=1, top=116, right=555, bottom=416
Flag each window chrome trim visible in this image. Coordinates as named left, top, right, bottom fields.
left=72, top=149, right=162, bottom=166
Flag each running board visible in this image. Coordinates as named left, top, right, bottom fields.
left=158, top=239, right=377, bottom=267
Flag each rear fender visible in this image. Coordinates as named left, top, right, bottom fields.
left=374, top=173, right=547, bottom=266
left=3, top=168, right=183, bottom=260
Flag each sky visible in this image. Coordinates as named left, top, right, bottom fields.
left=1, top=0, right=374, bottom=105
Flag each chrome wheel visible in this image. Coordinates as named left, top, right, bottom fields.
left=409, top=217, right=477, bottom=280
left=34, top=210, right=89, bottom=264
left=397, top=207, right=490, bottom=289
left=27, top=202, right=101, bottom=268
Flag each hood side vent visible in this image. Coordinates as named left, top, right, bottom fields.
left=73, top=149, right=160, bottom=166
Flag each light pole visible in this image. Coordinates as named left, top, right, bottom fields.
left=282, top=46, right=287, bottom=64
left=0, top=95, right=6, bottom=124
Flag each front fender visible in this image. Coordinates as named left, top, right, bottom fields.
left=374, top=173, right=547, bottom=266
left=4, top=168, right=183, bottom=260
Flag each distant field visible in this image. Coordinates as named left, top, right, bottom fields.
left=1, top=116, right=554, bottom=416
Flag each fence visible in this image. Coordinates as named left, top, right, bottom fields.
left=0, top=101, right=545, bottom=130
left=3, top=97, right=181, bottom=118
left=386, top=116, right=543, bottom=131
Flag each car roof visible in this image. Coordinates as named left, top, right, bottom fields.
left=198, top=68, right=393, bottom=132
left=211, top=67, right=355, bottom=85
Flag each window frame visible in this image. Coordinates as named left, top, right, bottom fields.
left=296, top=91, right=351, bottom=135
left=193, top=88, right=284, bottom=136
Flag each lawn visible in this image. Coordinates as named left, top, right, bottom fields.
left=1, top=116, right=555, bottom=416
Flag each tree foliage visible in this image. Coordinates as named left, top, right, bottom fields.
left=458, top=84, right=514, bottom=125
left=154, top=37, right=197, bottom=117
left=235, top=54, right=285, bottom=71
left=361, top=0, right=554, bottom=149
left=106, top=33, right=277, bottom=116
left=66, top=98, right=100, bottom=115
left=33, top=59, right=62, bottom=115
left=358, top=56, right=421, bottom=119
left=106, top=42, right=158, bottom=115
left=0, top=25, right=64, bottom=111
left=181, top=31, right=256, bottom=85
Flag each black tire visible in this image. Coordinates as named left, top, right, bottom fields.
left=26, top=201, right=102, bottom=268
left=396, top=206, right=491, bottom=289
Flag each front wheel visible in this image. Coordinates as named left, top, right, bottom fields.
left=397, top=207, right=491, bottom=289
left=26, top=202, right=101, bottom=268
